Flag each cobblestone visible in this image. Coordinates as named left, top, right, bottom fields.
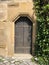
left=0, top=57, right=38, bottom=65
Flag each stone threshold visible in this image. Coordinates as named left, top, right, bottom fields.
left=14, top=54, right=33, bottom=60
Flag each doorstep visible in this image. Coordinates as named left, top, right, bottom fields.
left=14, top=54, right=33, bottom=60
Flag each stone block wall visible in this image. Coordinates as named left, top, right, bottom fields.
left=0, top=0, right=36, bottom=57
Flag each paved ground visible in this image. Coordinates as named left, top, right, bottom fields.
left=0, top=56, right=38, bottom=65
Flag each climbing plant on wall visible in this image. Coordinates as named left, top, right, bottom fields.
left=34, top=0, right=49, bottom=65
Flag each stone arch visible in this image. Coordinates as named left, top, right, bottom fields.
left=13, top=14, right=34, bottom=23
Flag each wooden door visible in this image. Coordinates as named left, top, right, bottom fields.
left=15, top=17, right=32, bottom=54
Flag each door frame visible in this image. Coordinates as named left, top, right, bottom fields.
left=13, top=14, right=36, bottom=56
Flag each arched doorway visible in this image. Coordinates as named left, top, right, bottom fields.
left=14, top=17, right=33, bottom=54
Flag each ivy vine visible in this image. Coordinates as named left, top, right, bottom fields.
left=34, top=0, right=49, bottom=65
